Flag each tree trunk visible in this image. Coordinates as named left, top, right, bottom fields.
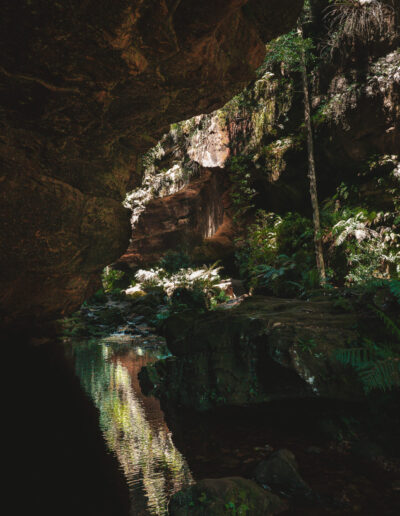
left=298, top=22, right=326, bottom=283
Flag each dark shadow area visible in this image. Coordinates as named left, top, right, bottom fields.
left=9, top=337, right=130, bottom=516
left=161, top=399, right=400, bottom=515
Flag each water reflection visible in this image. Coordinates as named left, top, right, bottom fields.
left=72, top=336, right=193, bottom=515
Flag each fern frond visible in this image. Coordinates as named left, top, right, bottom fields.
left=389, top=280, right=400, bottom=304
left=369, top=305, right=400, bottom=342
left=359, top=358, right=400, bottom=393
left=335, top=347, right=371, bottom=367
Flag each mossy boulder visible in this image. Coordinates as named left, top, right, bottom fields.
left=253, top=449, right=311, bottom=497
left=141, top=295, right=364, bottom=410
left=168, top=477, right=287, bottom=516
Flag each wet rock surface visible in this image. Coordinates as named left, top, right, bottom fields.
left=169, top=476, right=288, bottom=515
left=140, top=295, right=363, bottom=410
left=252, top=449, right=311, bottom=497
left=160, top=401, right=400, bottom=515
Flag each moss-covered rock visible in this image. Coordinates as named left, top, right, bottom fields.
left=252, top=449, right=311, bottom=497
left=141, top=295, right=364, bottom=410
left=168, top=477, right=287, bottom=515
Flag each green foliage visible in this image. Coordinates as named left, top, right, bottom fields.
left=235, top=161, right=400, bottom=292
left=250, top=255, right=297, bottom=294
left=101, top=267, right=125, bottom=294
left=134, top=263, right=223, bottom=296
left=235, top=210, right=281, bottom=275
left=335, top=339, right=400, bottom=393
left=297, top=337, right=317, bottom=354
left=225, top=501, right=250, bottom=515
left=209, top=289, right=231, bottom=310
left=198, top=492, right=209, bottom=504
left=335, top=291, right=400, bottom=393
left=133, top=263, right=230, bottom=323
left=235, top=210, right=316, bottom=295
left=372, top=304, right=400, bottom=341
left=158, top=249, right=191, bottom=273
left=389, top=280, right=400, bottom=303
left=259, top=30, right=316, bottom=75
left=320, top=167, right=400, bottom=285
left=229, top=156, right=257, bottom=221
left=87, top=289, right=108, bottom=305
left=219, top=90, right=255, bottom=121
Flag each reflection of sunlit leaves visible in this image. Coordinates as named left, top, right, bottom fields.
left=73, top=340, right=192, bottom=515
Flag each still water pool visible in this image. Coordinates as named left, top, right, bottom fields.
left=71, top=334, right=193, bottom=515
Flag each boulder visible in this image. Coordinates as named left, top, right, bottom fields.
left=253, top=449, right=311, bottom=497
left=169, top=477, right=287, bottom=515
left=141, top=295, right=364, bottom=410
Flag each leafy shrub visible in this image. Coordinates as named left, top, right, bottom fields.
left=335, top=285, right=400, bottom=393
left=235, top=210, right=315, bottom=295
left=259, top=30, right=316, bottom=75
left=158, top=249, right=191, bottom=273
left=329, top=208, right=400, bottom=284
left=132, top=263, right=231, bottom=317
left=134, top=263, right=222, bottom=296
left=101, top=267, right=125, bottom=294
left=229, top=156, right=257, bottom=222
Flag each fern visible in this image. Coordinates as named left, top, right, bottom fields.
left=389, top=279, right=400, bottom=304
left=335, top=346, right=372, bottom=367
left=369, top=304, right=400, bottom=341
left=358, top=358, right=400, bottom=393
left=335, top=338, right=400, bottom=393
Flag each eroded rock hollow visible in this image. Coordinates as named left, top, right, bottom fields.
left=0, top=0, right=303, bottom=332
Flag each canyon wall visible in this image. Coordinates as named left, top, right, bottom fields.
left=120, top=0, right=399, bottom=273
left=0, top=0, right=303, bottom=332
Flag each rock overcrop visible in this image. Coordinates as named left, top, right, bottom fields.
left=140, top=295, right=363, bottom=410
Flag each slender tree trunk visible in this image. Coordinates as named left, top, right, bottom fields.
left=298, top=22, right=326, bottom=283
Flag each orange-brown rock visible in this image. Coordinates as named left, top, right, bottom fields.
left=120, top=169, right=234, bottom=268
left=0, top=1, right=303, bottom=332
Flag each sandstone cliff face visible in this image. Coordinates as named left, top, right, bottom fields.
left=120, top=168, right=232, bottom=268
left=133, top=1, right=400, bottom=224
left=119, top=112, right=235, bottom=268
left=0, top=0, right=303, bottom=331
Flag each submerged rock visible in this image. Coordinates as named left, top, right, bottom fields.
left=169, top=477, right=287, bottom=515
left=253, top=449, right=311, bottom=497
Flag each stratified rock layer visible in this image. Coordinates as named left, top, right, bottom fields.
left=120, top=168, right=234, bottom=268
